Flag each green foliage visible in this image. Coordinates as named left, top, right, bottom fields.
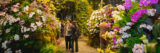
left=118, top=13, right=131, bottom=27
left=125, top=37, right=142, bottom=52
left=118, top=2, right=141, bottom=27
left=75, top=0, right=93, bottom=35
left=152, top=21, right=160, bottom=39
left=54, top=0, right=93, bottom=35
left=40, top=44, right=64, bottom=53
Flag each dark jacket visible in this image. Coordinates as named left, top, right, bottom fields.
left=71, top=24, right=80, bottom=39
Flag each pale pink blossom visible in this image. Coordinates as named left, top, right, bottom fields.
left=24, top=6, right=29, bottom=12
left=11, top=3, right=20, bottom=12
left=132, top=44, right=145, bottom=53
left=0, top=11, right=6, bottom=16
left=117, top=5, right=125, bottom=11
left=15, top=49, right=22, bottom=53
left=19, top=20, right=25, bottom=25
left=14, top=34, right=19, bottom=41
left=2, top=41, right=8, bottom=49
left=24, top=34, right=29, bottom=38
left=147, top=9, right=156, bottom=16
left=6, top=28, right=11, bottom=33
left=29, top=12, right=35, bottom=18
left=36, top=21, right=42, bottom=27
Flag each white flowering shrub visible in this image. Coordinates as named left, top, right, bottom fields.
left=0, top=0, right=61, bottom=53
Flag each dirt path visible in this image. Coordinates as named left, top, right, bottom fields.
left=59, top=37, right=98, bottom=53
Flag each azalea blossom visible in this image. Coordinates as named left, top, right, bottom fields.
left=112, top=14, right=122, bottom=21
left=117, top=5, right=125, bottom=11
left=19, top=20, right=25, bottom=25
left=21, top=26, right=30, bottom=33
left=146, top=25, right=152, bottom=31
left=6, top=28, right=11, bottom=33
left=122, top=33, right=131, bottom=38
left=24, top=34, right=29, bottom=38
left=126, top=22, right=133, bottom=26
left=121, top=26, right=131, bottom=31
left=15, top=49, right=22, bottom=53
left=36, top=21, right=42, bottom=27
left=0, top=1, right=8, bottom=6
left=44, top=6, right=49, bottom=12
left=113, top=27, right=120, bottom=31
left=139, top=24, right=147, bottom=28
left=29, top=12, right=35, bottom=18
left=112, top=36, right=116, bottom=45
left=112, top=11, right=120, bottom=15
left=11, top=3, right=20, bottom=12
left=37, top=9, right=42, bottom=15
left=24, top=6, right=29, bottom=12
left=2, top=41, right=8, bottom=49
left=147, top=9, right=156, bottom=16
left=14, top=34, right=19, bottom=41
left=30, top=23, right=37, bottom=31
left=132, top=44, right=145, bottom=53
left=139, top=24, right=152, bottom=31
left=3, top=21, right=7, bottom=26
left=108, top=31, right=115, bottom=35
left=116, top=38, right=123, bottom=44
left=6, top=14, right=20, bottom=25
left=106, top=23, right=111, bottom=28
left=56, top=40, right=61, bottom=45
left=3, top=8, right=8, bottom=12
left=4, top=48, right=12, bottom=53
left=41, top=16, right=46, bottom=22
left=0, top=11, right=6, bottom=16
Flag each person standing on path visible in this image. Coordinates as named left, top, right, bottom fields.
left=71, top=21, right=80, bottom=53
left=99, top=19, right=110, bottom=52
left=64, top=19, right=72, bottom=50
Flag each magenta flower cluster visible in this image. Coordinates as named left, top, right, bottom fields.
left=131, top=9, right=147, bottom=23
left=113, top=27, right=120, bottom=31
left=112, top=36, right=116, bottom=45
left=139, top=0, right=159, bottom=7
left=123, top=0, right=133, bottom=10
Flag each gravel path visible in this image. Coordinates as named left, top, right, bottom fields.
left=59, top=37, right=98, bottom=53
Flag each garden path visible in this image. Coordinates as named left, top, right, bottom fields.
left=59, top=37, right=98, bottom=53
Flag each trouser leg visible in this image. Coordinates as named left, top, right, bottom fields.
left=69, top=36, right=72, bottom=49
left=71, top=39, right=74, bottom=52
left=75, top=38, right=78, bottom=52
left=65, top=36, right=69, bottom=49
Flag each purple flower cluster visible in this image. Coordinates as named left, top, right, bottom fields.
left=131, top=9, right=147, bottom=23
left=123, top=0, right=133, bottom=10
left=113, top=27, right=120, bottom=31
left=112, top=36, right=116, bottom=45
left=139, top=0, right=159, bottom=7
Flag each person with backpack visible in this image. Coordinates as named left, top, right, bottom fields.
left=71, top=21, right=80, bottom=53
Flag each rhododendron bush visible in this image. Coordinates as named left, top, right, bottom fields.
left=0, top=0, right=62, bottom=53
left=88, top=0, right=160, bottom=53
